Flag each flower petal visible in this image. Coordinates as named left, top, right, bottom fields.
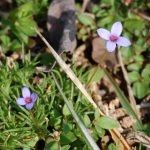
left=26, top=102, right=34, bottom=110
left=116, top=37, right=131, bottom=47
left=16, top=98, right=26, bottom=105
left=22, top=87, right=31, bottom=98
left=106, top=41, right=116, bottom=52
left=111, top=22, right=122, bottom=36
left=97, top=28, right=110, bottom=40
left=31, top=93, right=38, bottom=102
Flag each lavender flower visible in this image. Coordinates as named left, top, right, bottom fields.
left=97, top=21, right=131, bottom=52
left=16, top=87, right=38, bottom=110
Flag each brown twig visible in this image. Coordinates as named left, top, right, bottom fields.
left=81, top=0, right=90, bottom=13
left=127, top=131, right=150, bottom=148
left=117, top=50, right=140, bottom=118
left=36, top=30, right=132, bottom=150
left=132, top=9, right=150, bottom=21
left=86, top=51, right=107, bottom=88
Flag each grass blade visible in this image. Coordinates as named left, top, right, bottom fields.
left=103, top=68, right=143, bottom=130
left=51, top=72, right=100, bottom=150
left=36, top=30, right=132, bottom=150
left=36, top=30, right=102, bottom=113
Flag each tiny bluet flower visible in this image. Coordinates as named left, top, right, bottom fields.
left=16, top=87, right=37, bottom=110
left=97, top=21, right=131, bottom=52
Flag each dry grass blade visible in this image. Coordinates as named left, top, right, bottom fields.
left=36, top=30, right=132, bottom=150
left=81, top=0, right=90, bottom=13
left=127, top=131, right=150, bottom=148
left=36, top=30, right=99, bottom=111
left=118, top=50, right=139, bottom=117
left=51, top=72, right=100, bottom=150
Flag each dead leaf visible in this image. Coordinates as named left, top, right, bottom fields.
left=127, top=131, right=150, bottom=148
left=120, top=116, right=134, bottom=128
left=47, top=0, right=76, bottom=53
left=101, top=135, right=110, bottom=149
left=28, top=38, right=36, bottom=49
left=92, top=37, right=118, bottom=69
left=109, top=98, right=120, bottom=110
left=122, top=0, right=133, bottom=6
left=147, top=37, right=150, bottom=46
left=110, top=108, right=126, bottom=119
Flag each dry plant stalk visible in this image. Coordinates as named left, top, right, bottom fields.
left=127, top=131, right=150, bottom=148
left=81, top=0, right=90, bottom=13
left=36, top=29, right=132, bottom=150
left=118, top=50, right=140, bottom=117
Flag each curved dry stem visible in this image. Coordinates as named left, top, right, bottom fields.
left=36, top=29, right=132, bottom=150
left=117, top=49, right=140, bottom=118
left=86, top=51, right=108, bottom=88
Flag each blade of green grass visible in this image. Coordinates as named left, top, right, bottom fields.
left=103, top=68, right=143, bottom=130
left=36, top=30, right=132, bottom=149
left=35, top=30, right=100, bottom=113
left=51, top=72, right=100, bottom=150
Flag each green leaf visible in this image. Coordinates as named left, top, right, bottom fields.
left=101, top=0, right=113, bottom=5
left=45, top=141, right=59, bottom=150
left=63, top=104, right=71, bottom=116
left=94, top=109, right=100, bottom=120
left=0, top=35, right=11, bottom=47
left=92, top=5, right=100, bottom=14
left=108, top=143, right=118, bottom=150
left=39, top=53, right=54, bottom=65
left=63, top=123, right=73, bottom=133
left=91, top=128, right=99, bottom=141
left=97, top=16, right=113, bottom=27
left=10, top=40, right=21, bottom=51
left=121, top=47, right=134, bottom=62
left=128, top=71, right=140, bottom=83
left=96, top=116, right=120, bottom=129
left=134, top=38, right=148, bottom=54
left=103, top=68, right=143, bottom=130
left=83, top=114, right=91, bottom=127
left=142, top=64, right=150, bottom=83
left=88, top=67, right=104, bottom=82
left=96, top=9, right=107, bottom=18
left=127, top=63, right=142, bottom=72
left=125, top=19, right=146, bottom=33
left=60, top=132, right=77, bottom=145
left=143, top=123, right=150, bottom=136
left=16, top=17, right=37, bottom=36
left=49, top=109, right=62, bottom=129
left=61, top=145, right=70, bottom=150
left=133, top=81, right=149, bottom=99
left=79, top=28, right=88, bottom=35
left=17, top=2, right=35, bottom=18
left=77, top=13, right=95, bottom=27
left=94, top=122, right=105, bottom=137
left=133, top=55, right=144, bottom=63
left=13, top=28, right=28, bottom=44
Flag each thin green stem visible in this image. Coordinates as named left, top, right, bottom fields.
left=86, top=51, right=108, bottom=87
left=102, top=67, right=143, bottom=130
left=29, top=110, right=47, bottom=138
left=117, top=48, right=139, bottom=118
left=87, top=45, right=142, bottom=129
left=51, top=72, right=100, bottom=150
left=29, top=110, right=40, bottom=129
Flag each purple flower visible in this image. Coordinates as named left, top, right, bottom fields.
left=16, top=87, right=38, bottom=110
left=97, top=21, right=131, bottom=52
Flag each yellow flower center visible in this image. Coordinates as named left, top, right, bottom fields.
left=25, top=97, right=32, bottom=103
left=110, top=35, right=118, bottom=42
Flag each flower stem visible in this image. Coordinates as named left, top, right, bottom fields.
left=29, top=110, right=40, bottom=130
left=29, top=110, right=47, bottom=138
left=86, top=51, right=108, bottom=88
left=117, top=48, right=139, bottom=118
